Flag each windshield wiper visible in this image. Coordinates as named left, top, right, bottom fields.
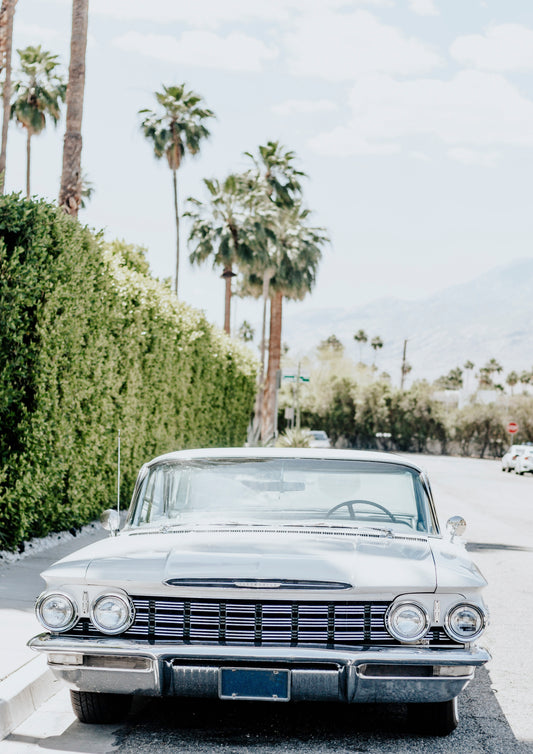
left=158, top=521, right=275, bottom=532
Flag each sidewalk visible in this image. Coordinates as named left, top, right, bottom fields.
left=0, top=525, right=106, bottom=739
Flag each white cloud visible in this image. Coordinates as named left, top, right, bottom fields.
left=113, top=30, right=277, bottom=73
left=272, top=99, right=338, bottom=115
left=408, top=0, right=439, bottom=16
left=286, top=9, right=442, bottom=81
left=14, top=23, right=60, bottom=42
left=448, top=148, right=500, bottom=167
left=88, top=0, right=392, bottom=28
left=308, top=70, right=533, bottom=157
left=451, top=23, right=533, bottom=72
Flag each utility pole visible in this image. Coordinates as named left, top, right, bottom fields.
left=400, top=339, right=408, bottom=391
left=296, top=361, right=301, bottom=429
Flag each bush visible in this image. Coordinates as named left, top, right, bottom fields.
left=0, top=196, right=257, bottom=551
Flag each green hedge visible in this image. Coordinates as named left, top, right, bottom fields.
left=0, top=196, right=257, bottom=551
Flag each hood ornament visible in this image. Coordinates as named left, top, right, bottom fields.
left=234, top=581, right=282, bottom=589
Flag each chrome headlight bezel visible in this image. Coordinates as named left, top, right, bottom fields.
left=90, top=593, right=135, bottom=635
left=444, top=602, right=486, bottom=643
left=385, top=600, right=430, bottom=643
left=35, top=592, right=78, bottom=633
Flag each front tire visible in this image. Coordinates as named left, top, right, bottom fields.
left=70, top=690, right=132, bottom=724
left=408, top=697, right=459, bottom=736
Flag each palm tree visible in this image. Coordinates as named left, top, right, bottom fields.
left=370, top=336, right=384, bottom=366
left=79, top=170, right=94, bottom=209
left=506, top=371, right=519, bottom=395
left=0, top=0, right=17, bottom=192
left=519, top=370, right=532, bottom=392
left=478, top=358, right=503, bottom=389
left=11, top=45, right=66, bottom=198
left=243, top=204, right=328, bottom=442
left=238, top=321, right=254, bottom=343
left=244, top=140, right=305, bottom=207
left=59, top=0, right=88, bottom=216
left=186, top=173, right=261, bottom=333
left=243, top=142, right=306, bottom=435
left=463, top=360, right=475, bottom=393
left=353, top=329, right=368, bottom=363
left=140, top=85, right=214, bottom=297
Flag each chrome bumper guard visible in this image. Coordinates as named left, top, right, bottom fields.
left=29, top=633, right=490, bottom=704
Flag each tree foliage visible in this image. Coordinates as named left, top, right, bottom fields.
left=0, top=195, right=257, bottom=551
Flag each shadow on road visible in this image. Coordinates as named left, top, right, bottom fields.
left=467, top=542, right=533, bottom=553
left=99, top=667, right=531, bottom=754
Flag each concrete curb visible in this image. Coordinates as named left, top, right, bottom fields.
left=0, top=655, right=60, bottom=740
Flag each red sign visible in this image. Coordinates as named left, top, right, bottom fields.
left=507, top=421, right=518, bottom=434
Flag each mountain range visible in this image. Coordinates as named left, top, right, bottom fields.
left=282, top=258, right=533, bottom=385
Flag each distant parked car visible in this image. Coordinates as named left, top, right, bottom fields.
left=309, top=430, right=331, bottom=448
left=501, top=444, right=528, bottom=472
left=514, top=446, right=533, bottom=475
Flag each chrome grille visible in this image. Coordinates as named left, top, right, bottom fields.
left=65, top=596, right=460, bottom=647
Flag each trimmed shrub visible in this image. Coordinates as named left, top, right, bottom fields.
left=0, top=196, right=257, bottom=550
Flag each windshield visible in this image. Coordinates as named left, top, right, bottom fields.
left=127, top=458, right=435, bottom=534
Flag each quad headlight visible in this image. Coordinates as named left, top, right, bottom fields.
left=385, top=601, right=430, bottom=643
left=36, top=592, right=78, bottom=632
left=91, top=593, right=134, bottom=635
left=445, top=603, right=486, bottom=642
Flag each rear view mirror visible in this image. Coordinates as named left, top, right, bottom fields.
left=446, top=515, right=466, bottom=542
left=100, top=508, right=120, bottom=536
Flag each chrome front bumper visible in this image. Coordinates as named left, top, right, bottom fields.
left=29, top=634, right=490, bottom=704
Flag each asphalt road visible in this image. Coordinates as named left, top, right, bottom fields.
left=4, top=454, right=533, bottom=753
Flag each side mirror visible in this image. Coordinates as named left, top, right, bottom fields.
left=100, top=508, right=120, bottom=536
left=446, top=515, right=466, bottom=542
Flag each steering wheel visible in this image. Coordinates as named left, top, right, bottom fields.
left=325, top=499, right=397, bottom=523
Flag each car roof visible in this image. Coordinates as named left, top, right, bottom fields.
left=147, top=447, right=424, bottom=473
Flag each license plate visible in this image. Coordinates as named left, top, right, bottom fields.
left=219, top=667, right=290, bottom=701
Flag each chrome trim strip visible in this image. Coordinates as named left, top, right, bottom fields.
left=29, top=632, right=491, bottom=666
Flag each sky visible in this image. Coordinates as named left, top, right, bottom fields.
left=6, top=0, right=533, bottom=350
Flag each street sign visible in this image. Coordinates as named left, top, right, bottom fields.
left=282, top=374, right=310, bottom=383
left=507, top=421, right=518, bottom=434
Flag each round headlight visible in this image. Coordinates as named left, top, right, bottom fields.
left=386, top=601, right=430, bottom=642
left=91, top=594, right=134, bottom=635
left=445, top=603, right=485, bottom=642
left=36, top=593, right=77, bottom=632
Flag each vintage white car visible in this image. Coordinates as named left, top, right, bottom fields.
left=29, top=449, right=489, bottom=736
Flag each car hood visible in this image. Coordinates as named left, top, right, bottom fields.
left=42, top=528, right=440, bottom=597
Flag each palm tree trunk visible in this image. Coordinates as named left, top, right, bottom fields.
left=261, top=289, right=283, bottom=443
left=172, top=167, right=180, bottom=296
left=59, top=0, right=88, bottom=216
left=25, top=129, right=30, bottom=198
left=259, top=269, right=274, bottom=378
left=250, top=270, right=272, bottom=442
left=0, top=0, right=17, bottom=193
left=223, top=267, right=232, bottom=334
